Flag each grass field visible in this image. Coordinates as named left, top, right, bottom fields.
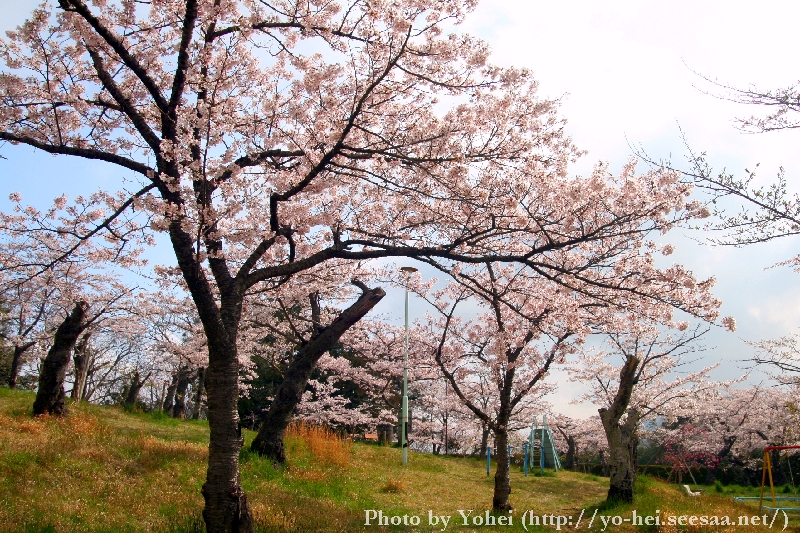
left=0, top=388, right=798, bottom=532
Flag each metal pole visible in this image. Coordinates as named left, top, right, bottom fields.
left=444, top=380, right=448, bottom=456
left=524, top=443, right=529, bottom=476
left=400, top=266, right=417, bottom=466
left=402, top=280, right=409, bottom=466
left=487, top=446, right=492, bottom=477
left=540, top=423, right=545, bottom=473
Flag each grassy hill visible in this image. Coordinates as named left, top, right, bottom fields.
left=0, top=388, right=797, bottom=532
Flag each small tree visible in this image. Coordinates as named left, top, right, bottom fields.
left=571, top=326, right=722, bottom=503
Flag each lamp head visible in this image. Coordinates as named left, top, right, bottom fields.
left=400, top=266, right=418, bottom=273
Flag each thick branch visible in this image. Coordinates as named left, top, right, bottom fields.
left=0, top=132, right=153, bottom=175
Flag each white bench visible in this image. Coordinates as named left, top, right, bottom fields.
left=683, top=485, right=703, bottom=496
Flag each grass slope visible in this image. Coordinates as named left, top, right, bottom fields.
left=0, top=388, right=797, bottom=532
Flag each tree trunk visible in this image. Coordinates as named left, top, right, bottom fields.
left=171, top=366, right=192, bottom=418
left=601, top=409, right=639, bottom=503
left=599, top=450, right=610, bottom=477
left=192, top=366, right=206, bottom=419
left=492, top=427, right=512, bottom=510
left=124, top=370, right=150, bottom=406
left=33, top=301, right=89, bottom=416
left=480, top=424, right=490, bottom=459
left=598, top=354, right=641, bottom=504
left=377, top=424, right=393, bottom=445
left=490, top=345, right=520, bottom=511
left=202, top=336, right=254, bottom=533
left=771, top=448, right=787, bottom=485
left=82, top=360, right=99, bottom=402
left=71, top=332, right=92, bottom=401
left=163, top=371, right=178, bottom=413
left=8, top=342, right=34, bottom=389
left=565, top=436, right=577, bottom=471
left=250, top=284, right=385, bottom=462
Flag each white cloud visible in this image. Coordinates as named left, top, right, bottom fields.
left=747, top=287, right=800, bottom=332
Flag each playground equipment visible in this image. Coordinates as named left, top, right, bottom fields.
left=525, top=415, right=560, bottom=475
left=756, top=445, right=800, bottom=514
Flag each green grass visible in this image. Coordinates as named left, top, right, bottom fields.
left=1, top=387, right=798, bottom=532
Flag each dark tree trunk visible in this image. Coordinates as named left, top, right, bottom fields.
left=565, top=436, right=577, bottom=471
left=490, top=351, right=520, bottom=511
left=377, top=424, right=393, bottom=445
left=8, top=342, right=34, bottom=389
left=33, top=301, right=89, bottom=416
left=71, top=332, right=92, bottom=401
left=480, top=424, right=490, bottom=459
left=599, top=355, right=641, bottom=504
left=706, top=435, right=738, bottom=482
left=716, top=435, right=737, bottom=464
left=599, top=450, right=610, bottom=477
left=163, top=371, right=178, bottom=413
left=771, top=448, right=787, bottom=485
left=171, top=366, right=193, bottom=418
left=202, top=334, right=254, bottom=533
left=492, top=427, right=512, bottom=510
left=601, top=411, right=639, bottom=503
left=250, top=283, right=385, bottom=462
left=192, top=366, right=206, bottom=419
left=124, top=370, right=151, bottom=406
left=556, top=426, right=578, bottom=471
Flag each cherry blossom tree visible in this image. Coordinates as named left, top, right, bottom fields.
left=672, top=385, right=799, bottom=481
left=0, top=193, right=146, bottom=414
left=0, top=267, right=59, bottom=388
left=245, top=271, right=385, bottom=461
left=67, top=325, right=139, bottom=403
left=0, top=192, right=130, bottom=389
left=550, top=413, right=608, bottom=472
left=295, top=322, right=404, bottom=432
left=143, top=293, right=211, bottom=416
left=690, top=386, right=771, bottom=467
left=330, top=318, right=420, bottom=443
left=570, top=326, right=724, bottom=503
left=414, top=250, right=725, bottom=510
left=550, top=413, right=581, bottom=470
left=405, top=374, right=483, bottom=454
left=33, top=282, right=152, bottom=415
left=0, top=1, right=733, bottom=529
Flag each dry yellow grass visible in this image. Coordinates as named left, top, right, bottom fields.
left=380, top=474, right=406, bottom=493
left=285, top=421, right=351, bottom=468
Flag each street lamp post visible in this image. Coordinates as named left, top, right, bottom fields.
left=400, top=266, right=417, bottom=466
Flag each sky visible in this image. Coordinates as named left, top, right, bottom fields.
left=1, top=1, right=799, bottom=417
